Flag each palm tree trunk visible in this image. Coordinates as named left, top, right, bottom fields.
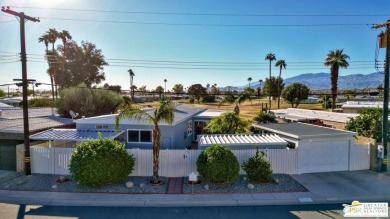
left=268, top=60, right=272, bottom=113
left=330, top=65, right=339, bottom=110
left=152, top=124, right=161, bottom=183
left=277, top=67, right=282, bottom=109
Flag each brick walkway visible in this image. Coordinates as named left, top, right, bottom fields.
left=166, top=177, right=183, bottom=194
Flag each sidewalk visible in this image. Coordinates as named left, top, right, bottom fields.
left=0, top=170, right=389, bottom=207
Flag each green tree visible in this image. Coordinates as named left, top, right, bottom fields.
left=323, top=49, right=350, bottom=109
left=38, top=31, right=56, bottom=101
left=172, top=84, right=184, bottom=94
left=188, top=84, right=207, bottom=104
left=247, top=77, right=252, bottom=89
left=265, top=53, right=276, bottom=112
left=282, top=83, right=310, bottom=108
left=262, top=76, right=284, bottom=100
left=253, top=112, right=277, bottom=124
left=275, top=59, right=287, bottom=109
left=56, top=40, right=108, bottom=87
left=342, top=89, right=356, bottom=99
left=57, top=86, right=123, bottom=118
left=321, top=94, right=332, bottom=109
left=115, top=97, right=175, bottom=184
left=128, top=69, right=135, bottom=99
left=205, top=112, right=248, bottom=134
left=0, top=89, right=6, bottom=98
left=155, top=86, right=164, bottom=98
left=345, top=108, right=385, bottom=141
left=218, top=91, right=252, bottom=115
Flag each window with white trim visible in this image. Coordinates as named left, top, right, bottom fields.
left=187, top=121, right=192, bottom=136
left=96, top=125, right=108, bottom=129
left=127, top=130, right=152, bottom=143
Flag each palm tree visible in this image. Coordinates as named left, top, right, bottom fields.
left=47, top=28, right=59, bottom=99
left=258, top=79, right=263, bottom=104
left=265, top=53, right=276, bottom=112
left=206, top=83, right=210, bottom=93
left=164, top=79, right=167, bottom=95
left=275, top=59, right=287, bottom=109
left=38, top=33, right=55, bottom=102
left=128, top=69, right=135, bottom=100
left=57, top=30, right=72, bottom=97
left=247, top=77, right=252, bottom=89
left=115, top=98, right=175, bottom=184
left=218, top=91, right=252, bottom=115
left=323, top=49, right=350, bottom=109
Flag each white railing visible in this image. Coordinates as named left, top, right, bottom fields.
left=30, top=145, right=369, bottom=176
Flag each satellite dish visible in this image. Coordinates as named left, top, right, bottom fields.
left=69, top=110, right=79, bottom=119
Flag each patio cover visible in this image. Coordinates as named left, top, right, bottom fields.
left=30, top=129, right=124, bottom=142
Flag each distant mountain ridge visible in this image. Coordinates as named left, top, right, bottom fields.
left=223, top=72, right=383, bottom=90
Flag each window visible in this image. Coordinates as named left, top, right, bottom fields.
left=127, top=130, right=152, bottom=143
left=187, top=121, right=192, bottom=136
left=96, top=125, right=108, bottom=129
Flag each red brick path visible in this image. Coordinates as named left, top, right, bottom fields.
left=166, top=177, right=183, bottom=194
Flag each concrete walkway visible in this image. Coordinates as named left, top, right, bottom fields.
left=0, top=170, right=389, bottom=207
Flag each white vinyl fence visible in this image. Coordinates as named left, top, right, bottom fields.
left=30, top=145, right=369, bottom=176
left=30, top=147, right=299, bottom=176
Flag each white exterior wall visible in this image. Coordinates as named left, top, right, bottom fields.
left=297, top=136, right=352, bottom=174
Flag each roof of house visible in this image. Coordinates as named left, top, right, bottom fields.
left=252, top=122, right=356, bottom=140
left=76, top=104, right=207, bottom=126
left=192, top=110, right=230, bottom=119
left=0, top=116, right=74, bottom=133
left=198, top=134, right=287, bottom=146
left=0, top=107, right=57, bottom=119
left=0, top=102, right=15, bottom=109
left=30, top=129, right=124, bottom=141
left=271, top=108, right=358, bottom=123
left=341, top=101, right=386, bottom=109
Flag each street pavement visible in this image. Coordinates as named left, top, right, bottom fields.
left=0, top=170, right=389, bottom=207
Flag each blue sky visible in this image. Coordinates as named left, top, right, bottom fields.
left=0, top=0, right=389, bottom=91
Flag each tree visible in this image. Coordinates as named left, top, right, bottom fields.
left=345, top=108, right=385, bottom=141
left=57, top=86, right=123, bottom=118
left=262, top=76, right=284, bottom=100
left=115, top=97, right=175, bottom=184
left=342, top=89, right=356, bottom=99
left=0, top=89, right=6, bottom=98
left=206, top=83, right=210, bottom=93
left=155, top=86, right=164, bottom=98
left=128, top=69, right=135, bottom=100
left=172, top=84, right=184, bottom=94
left=247, top=77, right=252, bottom=89
left=218, top=91, right=252, bottom=115
left=205, top=112, right=248, bottom=134
left=139, top=85, right=147, bottom=97
left=323, top=49, right=350, bottom=109
left=188, top=84, right=207, bottom=104
left=282, top=83, right=310, bottom=108
left=38, top=32, right=55, bottom=101
left=103, top=83, right=121, bottom=93
left=253, top=112, right=277, bottom=124
left=55, top=41, right=108, bottom=87
left=57, top=30, right=72, bottom=95
left=265, top=53, right=276, bottom=112
left=321, top=94, right=332, bottom=109
left=275, top=59, right=287, bottom=109
left=164, top=79, right=167, bottom=93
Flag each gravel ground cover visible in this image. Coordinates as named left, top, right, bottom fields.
left=183, top=174, right=307, bottom=194
left=0, top=173, right=306, bottom=194
left=0, top=174, right=168, bottom=194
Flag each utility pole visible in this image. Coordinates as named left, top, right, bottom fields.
left=372, top=20, right=390, bottom=172
left=2, top=6, right=40, bottom=175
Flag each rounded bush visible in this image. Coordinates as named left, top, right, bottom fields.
left=242, top=149, right=273, bottom=183
left=69, top=137, right=135, bottom=188
left=197, top=145, right=239, bottom=183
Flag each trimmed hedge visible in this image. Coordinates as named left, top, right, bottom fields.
left=69, top=136, right=135, bottom=188
left=197, top=145, right=239, bottom=183
left=242, top=149, right=272, bottom=183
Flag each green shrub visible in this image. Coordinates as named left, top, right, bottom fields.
left=28, top=98, right=53, bottom=107
left=242, top=149, right=272, bottom=183
left=197, top=145, right=239, bottom=183
left=189, top=97, right=195, bottom=103
left=69, top=136, right=135, bottom=188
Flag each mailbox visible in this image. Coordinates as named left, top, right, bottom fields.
left=189, top=172, right=198, bottom=182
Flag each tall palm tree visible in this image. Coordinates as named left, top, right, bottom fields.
left=258, top=79, right=263, bottom=104
left=38, top=34, right=55, bottom=101
left=218, top=91, right=252, bottom=115
left=275, top=59, right=287, bottom=109
left=265, top=53, right=276, bottom=112
left=115, top=98, right=175, bottom=184
left=164, top=79, right=167, bottom=94
left=128, top=69, right=135, bottom=100
left=247, top=77, right=252, bottom=89
left=206, top=83, right=210, bottom=93
left=323, top=49, right=350, bottom=109
left=57, top=30, right=72, bottom=96
left=48, top=28, right=59, bottom=99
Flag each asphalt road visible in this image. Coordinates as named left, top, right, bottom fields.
left=0, top=203, right=349, bottom=219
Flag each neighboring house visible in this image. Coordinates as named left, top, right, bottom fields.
left=198, top=134, right=288, bottom=150
left=0, top=107, right=74, bottom=171
left=31, top=104, right=226, bottom=150
left=341, top=101, right=387, bottom=113
left=300, top=96, right=319, bottom=104
left=252, top=122, right=358, bottom=173
left=0, top=97, right=23, bottom=107
left=271, top=108, right=358, bottom=129
left=0, top=102, right=15, bottom=110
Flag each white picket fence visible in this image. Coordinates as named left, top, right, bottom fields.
left=30, top=145, right=369, bottom=176
left=30, top=147, right=299, bottom=176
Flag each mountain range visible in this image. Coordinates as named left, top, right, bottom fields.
left=224, top=72, right=383, bottom=90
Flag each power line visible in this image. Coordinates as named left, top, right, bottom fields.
left=7, top=6, right=390, bottom=17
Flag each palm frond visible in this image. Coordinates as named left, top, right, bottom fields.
left=114, top=107, right=151, bottom=131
